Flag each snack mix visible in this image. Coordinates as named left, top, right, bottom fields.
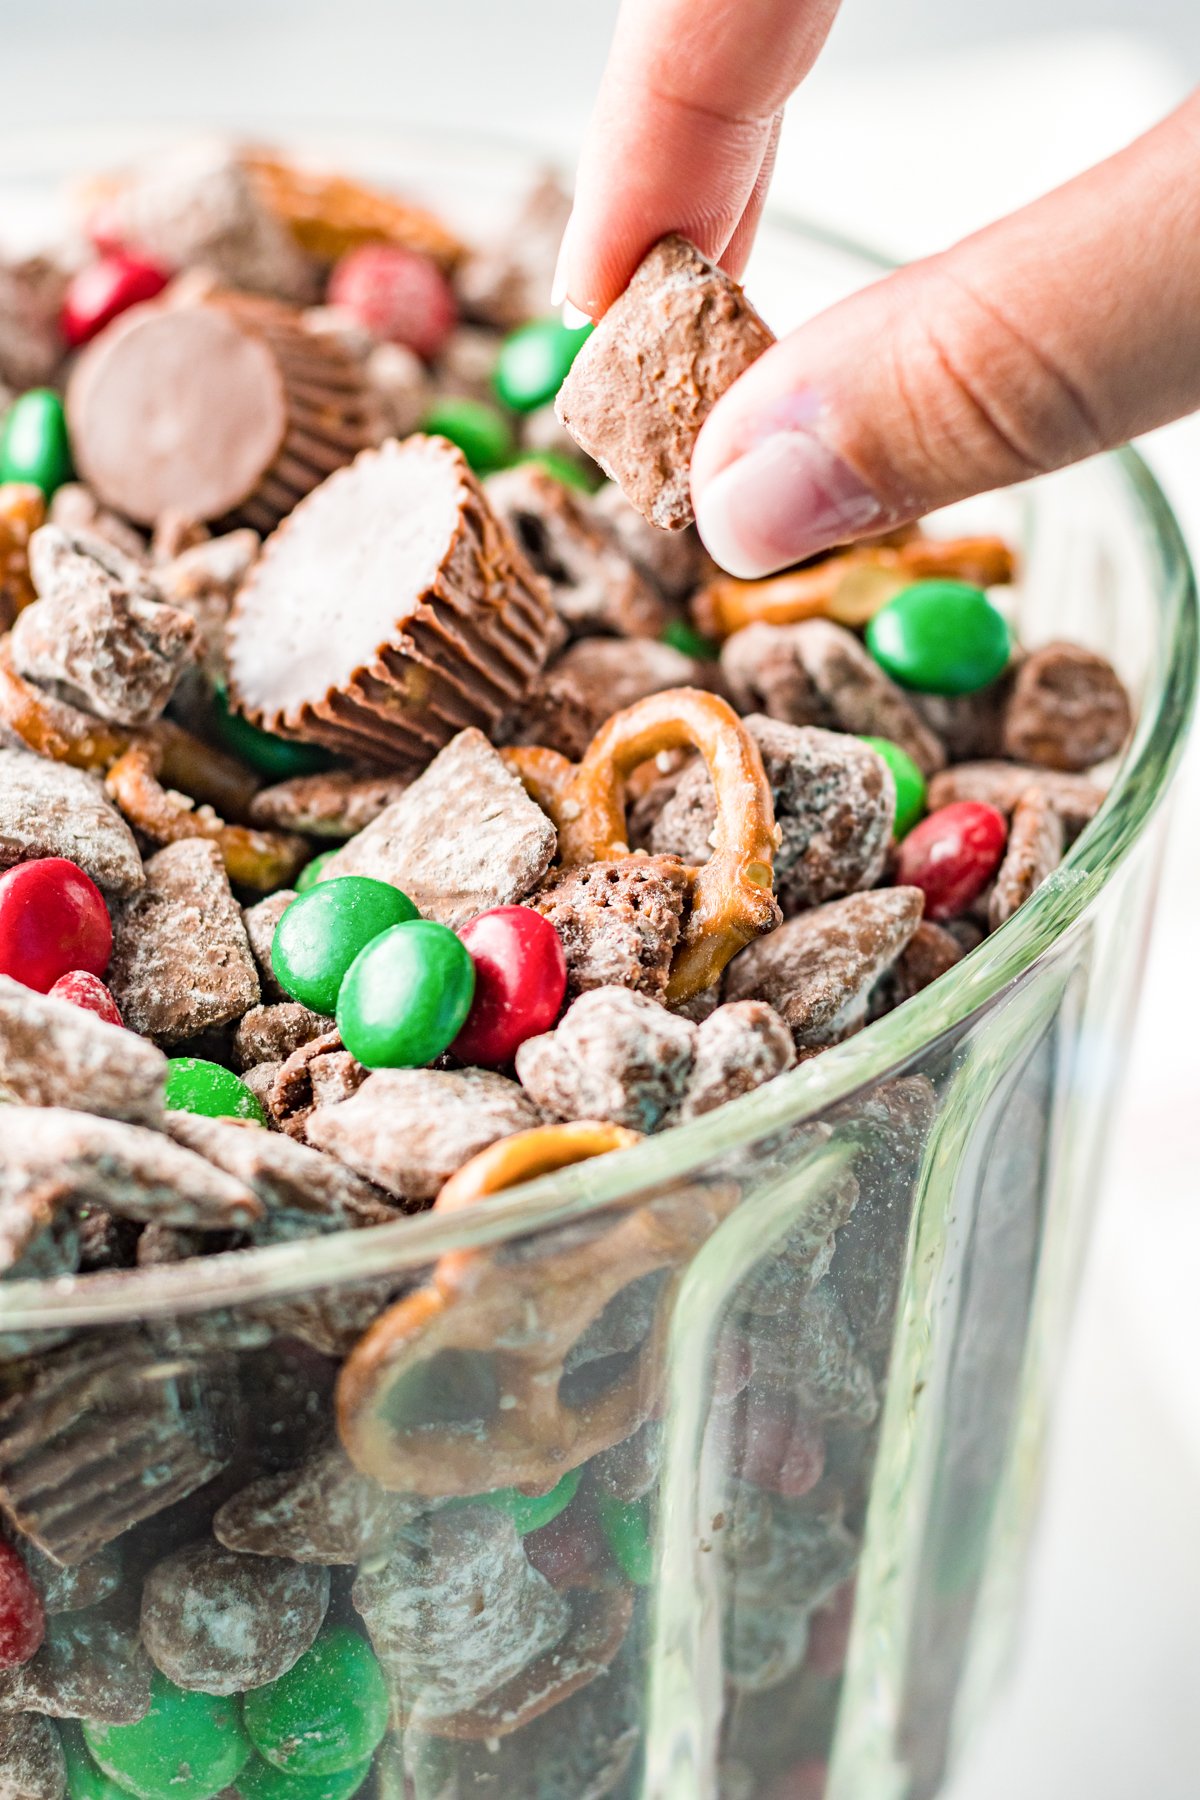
left=0, top=141, right=1133, bottom=1800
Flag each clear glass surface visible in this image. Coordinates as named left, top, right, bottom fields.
left=0, top=132, right=1195, bottom=1800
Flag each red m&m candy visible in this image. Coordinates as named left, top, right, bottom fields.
left=49, top=969, right=123, bottom=1027
left=0, top=1538, right=45, bottom=1671
left=895, top=801, right=1007, bottom=921
left=327, top=244, right=457, bottom=361
left=452, top=907, right=567, bottom=1068
left=0, top=857, right=112, bottom=993
left=61, top=253, right=171, bottom=348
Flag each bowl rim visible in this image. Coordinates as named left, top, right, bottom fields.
left=0, top=149, right=1196, bottom=1329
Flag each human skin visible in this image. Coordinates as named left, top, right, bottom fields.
left=556, top=0, right=1200, bottom=577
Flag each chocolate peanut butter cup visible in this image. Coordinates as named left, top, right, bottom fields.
left=225, top=435, right=557, bottom=766
left=66, top=290, right=382, bottom=533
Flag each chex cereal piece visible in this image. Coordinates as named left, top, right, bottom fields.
left=248, top=769, right=413, bottom=838
left=555, top=236, right=775, bottom=530
left=6, top=1532, right=123, bottom=1616
left=268, top=1029, right=366, bottom=1140
left=214, top=1442, right=424, bottom=1567
left=0, top=977, right=166, bottom=1126
left=747, top=1284, right=878, bottom=1425
left=48, top=484, right=148, bottom=564
left=725, top=1481, right=857, bottom=1616
left=515, top=986, right=697, bottom=1132
left=652, top=717, right=895, bottom=915
left=1001, top=640, right=1132, bottom=771
left=456, top=170, right=572, bottom=330
left=167, top=1112, right=400, bottom=1237
left=515, top=638, right=706, bottom=761
left=318, top=728, right=556, bottom=927
left=722, top=620, right=947, bottom=776
left=12, top=526, right=199, bottom=726
left=0, top=1712, right=66, bottom=1800
left=485, top=462, right=665, bottom=639
left=678, top=1000, right=797, bottom=1121
left=351, top=1506, right=571, bottom=1729
left=307, top=1068, right=542, bottom=1201
left=530, top=856, right=689, bottom=1001
left=0, top=747, right=143, bottom=896
left=989, top=787, right=1065, bottom=929
left=107, top=839, right=260, bottom=1043
left=140, top=1542, right=330, bottom=1696
left=0, top=255, right=66, bottom=390
left=226, top=438, right=557, bottom=765
left=926, top=759, right=1105, bottom=839
left=151, top=527, right=260, bottom=675
left=241, top=1059, right=282, bottom=1116
left=593, top=482, right=707, bottom=600
left=869, top=919, right=964, bottom=1019
left=231, top=1001, right=333, bottom=1071
left=0, top=1596, right=152, bottom=1724
left=912, top=675, right=1012, bottom=763
left=242, top=888, right=295, bottom=1000
left=724, top=888, right=925, bottom=1050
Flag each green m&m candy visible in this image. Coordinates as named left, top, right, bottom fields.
left=595, top=1491, right=653, bottom=1587
left=515, top=449, right=597, bottom=493
left=865, top=580, right=1011, bottom=696
left=271, top=877, right=418, bottom=1015
left=84, top=1671, right=251, bottom=1800
left=421, top=397, right=513, bottom=474
left=493, top=316, right=593, bottom=414
left=61, top=1725, right=132, bottom=1800
left=0, top=389, right=72, bottom=494
left=212, top=684, right=333, bottom=780
left=295, top=850, right=339, bottom=894
left=859, top=736, right=927, bottom=838
left=336, top=919, right=474, bottom=1069
left=660, top=618, right=720, bottom=662
left=237, top=1753, right=375, bottom=1800
left=243, top=1628, right=389, bottom=1780
left=165, top=1057, right=268, bottom=1125
left=467, top=1467, right=582, bottom=1536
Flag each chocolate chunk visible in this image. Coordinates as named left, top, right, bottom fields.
left=485, top=462, right=665, bottom=640
left=593, top=482, right=707, bottom=600
left=0, top=1711, right=66, bottom=1800
left=319, top=728, right=556, bottom=927
left=226, top=438, right=557, bottom=765
left=926, top=760, right=1104, bottom=839
left=242, top=889, right=295, bottom=1001
left=0, top=978, right=166, bottom=1126
left=12, top=526, right=198, bottom=726
left=515, top=638, right=706, bottom=760
left=989, top=787, right=1065, bottom=929
left=678, top=1000, right=796, bottom=1120
left=556, top=236, right=774, bottom=530
left=108, top=839, right=261, bottom=1043
left=307, top=1068, right=542, bottom=1201
left=652, top=716, right=895, bottom=914
left=1001, top=640, right=1132, bottom=771
left=140, top=1540, right=330, bottom=1695
left=352, top=1506, right=571, bottom=1728
left=231, top=1002, right=333, bottom=1071
left=530, top=857, right=688, bottom=1001
left=166, top=1112, right=400, bottom=1238
left=214, top=1442, right=422, bottom=1566
left=248, top=770, right=413, bottom=839
left=515, top=986, right=697, bottom=1131
left=0, top=1598, right=151, bottom=1724
left=0, top=747, right=143, bottom=896
left=724, top=888, right=925, bottom=1050
left=721, top=620, right=946, bottom=776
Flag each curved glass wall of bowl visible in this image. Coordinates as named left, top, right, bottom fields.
left=0, top=133, right=1195, bottom=1800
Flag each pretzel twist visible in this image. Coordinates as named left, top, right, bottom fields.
left=506, top=687, right=780, bottom=1002
left=692, top=534, right=1017, bottom=639
left=337, top=1121, right=735, bottom=1494
left=105, top=742, right=307, bottom=891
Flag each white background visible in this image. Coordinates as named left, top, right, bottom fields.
left=4, top=5, right=1200, bottom=1795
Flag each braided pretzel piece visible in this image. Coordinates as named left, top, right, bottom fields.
left=337, top=1120, right=736, bottom=1495
left=506, top=688, right=780, bottom=1003
left=106, top=742, right=307, bottom=891
left=692, top=533, right=1017, bottom=639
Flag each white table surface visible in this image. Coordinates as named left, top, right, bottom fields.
left=3, top=11, right=1199, bottom=1794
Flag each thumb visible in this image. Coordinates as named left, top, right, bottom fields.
left=691, top=93, right=1200, bottom=578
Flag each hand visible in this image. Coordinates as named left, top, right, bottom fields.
left=559, top=3, right=1200, bottom=577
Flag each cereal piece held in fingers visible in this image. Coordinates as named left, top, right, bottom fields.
left=926, top=760, right=1105, bottom=840
left=0, top=747, right=143, bottom=896
left=678, top=1000, right=797, bottom=1120
left=515, top=638, right=707, bottom=761
left=555, top=236, right=775, bottom=530
left=530, top=856, right=689, bottom=1001
left=317, top=728, right=556, bottom=927
left=248, top=768, right=413, bottom=838
left=307, top=1067, right=543, bottom=1202
left=1001, top=640, right=1133, bottom=771
left=0, top=977, right=166, bottom=1125
left=989, top=787, right=1065, bottom=928
left=515, top=986, right=697, bottom=1131
left=652, top=717, right=895, bottom=915
left=724, top=888, right=925, bottom=1051
left=107, top=839, right=260, bottom=1043
left=140, top=1541, right=330, bottom=1696
left=226, top=438, right=557, bottom=765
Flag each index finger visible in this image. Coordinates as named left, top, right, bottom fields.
left=563, top=0, right=843, bottom=317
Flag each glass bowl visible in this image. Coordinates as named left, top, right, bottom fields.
left=0, top=130, right=1195, bottom=1800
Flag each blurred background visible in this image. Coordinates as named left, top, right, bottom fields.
left=3, top=4, right=1198, bottom=1797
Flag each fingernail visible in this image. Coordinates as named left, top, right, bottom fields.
left=549, top=211, right=574, bottom=308
left=561, top=299, right=592, bottom=330
left=694, top=431, right=888, bottom=579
